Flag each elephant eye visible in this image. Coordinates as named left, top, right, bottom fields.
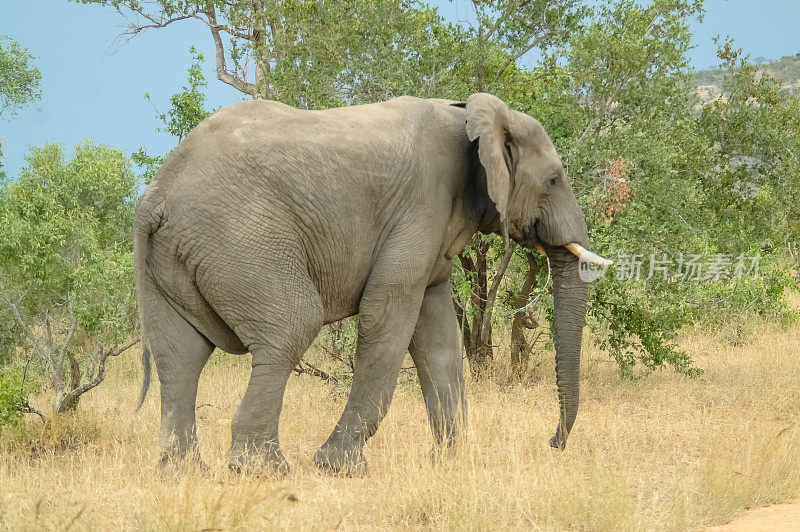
left=549, top=175, right=557, bottom=186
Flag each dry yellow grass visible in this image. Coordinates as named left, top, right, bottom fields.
left=2, top=315, right=800, bottom=530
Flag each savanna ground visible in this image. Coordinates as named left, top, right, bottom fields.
left=2, top=306, right=800, bottom=530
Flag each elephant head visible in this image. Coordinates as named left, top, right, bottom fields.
left=462, top=93, right=611, bottom=450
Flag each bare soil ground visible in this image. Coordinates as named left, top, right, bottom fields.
left=708, top=500, right=800, bottom=531
left=2, top=313, right=800, bottom=530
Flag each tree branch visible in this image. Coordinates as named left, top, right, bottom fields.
left=4, top=298, right=43, bottom=354
left=5, top=297, right=67, bottom=396
left=204, top=4, right=257, bottom=96
left=124, top=11, right=199, bottom=34
left=480, top=0, right=533, bottom=42
left=109, top=5, right=203, bottom=47
left=515, top=253, right=543, bottom=310
left=110, top=3, right=257, bottom=95
left=112, top=2, right=253, bottom=40
left=294, top=361, right=339, bottom=385
left=458, top=253, right=476, bottom=275
left=494, top=40, right=538, bottom=82
left=57, top=299, right=81, bottom=390
left=21, top=401, right=47, bottom=423
left=453, top=296, right=472, bottom=353
left=318, top=344, right=353, bottom=370
left=56, top=339, right=140, bottom=414
left=43, top=306, right=53, bottom=352
left=480, top=244, right=515, bottom=339
left=58, top=299, right=78, bottom=367
left=567, top=11, right=663, bottom=160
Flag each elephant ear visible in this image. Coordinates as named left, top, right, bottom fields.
left=464, top=93, right=513, bottom=241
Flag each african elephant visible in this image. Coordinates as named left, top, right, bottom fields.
left=133, top=92, right=609, bottom=475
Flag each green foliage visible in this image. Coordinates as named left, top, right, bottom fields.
left=565, top=12, right=800, bottom=374
left=589, top=276, right=699, bottom=378
left=697, top=39, right=800, bottom=246
left=0, top=140, right=139, bottom=408
left=130, top=149, right=164, bottom=186
left=0, top=35, right=42, bottom=179
left=135, top=47, right=212, bottom=183
left=317, top=318, right=358, bottom=365
left=0, top=364, right=39, bottom=432
left=449, top=0, right=798, bottom=377
left=449, top=0, right=717, bottom=376
left=0, top=141, right=137, bottom=333
left=0, top=35, right=41, bottom=119
left=558, top=2, right=799, bottom=374
left=146, top=46, right=212, bottom=141
left=240, top=0, right=466, bottom=107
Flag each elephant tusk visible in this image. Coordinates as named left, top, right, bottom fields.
left=565, top=242, right=613, bottom=266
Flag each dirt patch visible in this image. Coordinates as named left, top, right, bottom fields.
left=708, top=501, right=800, bottom=531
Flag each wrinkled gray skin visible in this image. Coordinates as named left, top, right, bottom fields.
left=134, top=92, right=590, bottom=475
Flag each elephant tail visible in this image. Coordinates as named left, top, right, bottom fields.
left=133, top=198, right=163, bottom=410
left=137, top=347, right=151, bottom=410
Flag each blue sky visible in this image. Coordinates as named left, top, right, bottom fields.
left=1, top=0, right=799, bottom=177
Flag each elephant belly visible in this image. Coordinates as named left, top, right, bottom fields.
left=309, top=247, right=374, bottom=325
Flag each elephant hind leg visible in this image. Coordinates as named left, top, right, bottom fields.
left=219, top=267, right=325, bottom=475
left=140, top=280, right=214, bottom=466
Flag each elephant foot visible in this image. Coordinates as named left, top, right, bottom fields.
left=313, top=444, right=368, bottom=476
left=158, top=447, right=211, bottom=478
left=229, top=439, right=290, bottom=475
left=549, top=432, right=567, bottom=450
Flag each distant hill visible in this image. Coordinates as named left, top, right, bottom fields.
left=694, top=52, right=800, bottom=102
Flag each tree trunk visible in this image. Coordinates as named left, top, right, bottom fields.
left=453, top=298, right=472, bottom=355
left=466, top=238, right=493, bottom=373
left=54, top=341, right=139, bottom=414
left=510, top=254, right=543, bottom=373
left=251, top=0, right=271, bottom=99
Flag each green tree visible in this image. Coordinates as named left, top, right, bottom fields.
left=451, top=0, right=795, bottom=377
left=148, top=46, right=212, bottom=142
left=0, top=141, right=140, bottom=415
left=558, top=0, right=708, bottom=375
left=698, top=39, right=800, bottom=247
left=0, top=35, right=42, bottom=178
left=0, top=35, right=41, bottom=118
left=560, top=5, right=796, bottom=375
left=133, top=47, right=214, bottom=183
left=72, top=0, right=465, bottom=108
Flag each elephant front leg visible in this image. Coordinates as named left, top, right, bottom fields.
left=408, top=282, right=467, bottom=449
left=314, top=281, right=425, bottom=476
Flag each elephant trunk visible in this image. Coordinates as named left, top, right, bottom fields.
left=546, top=245, right=589, bottom=450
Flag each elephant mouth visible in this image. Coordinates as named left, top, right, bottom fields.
left=523, top=222, right=613, bottom=267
